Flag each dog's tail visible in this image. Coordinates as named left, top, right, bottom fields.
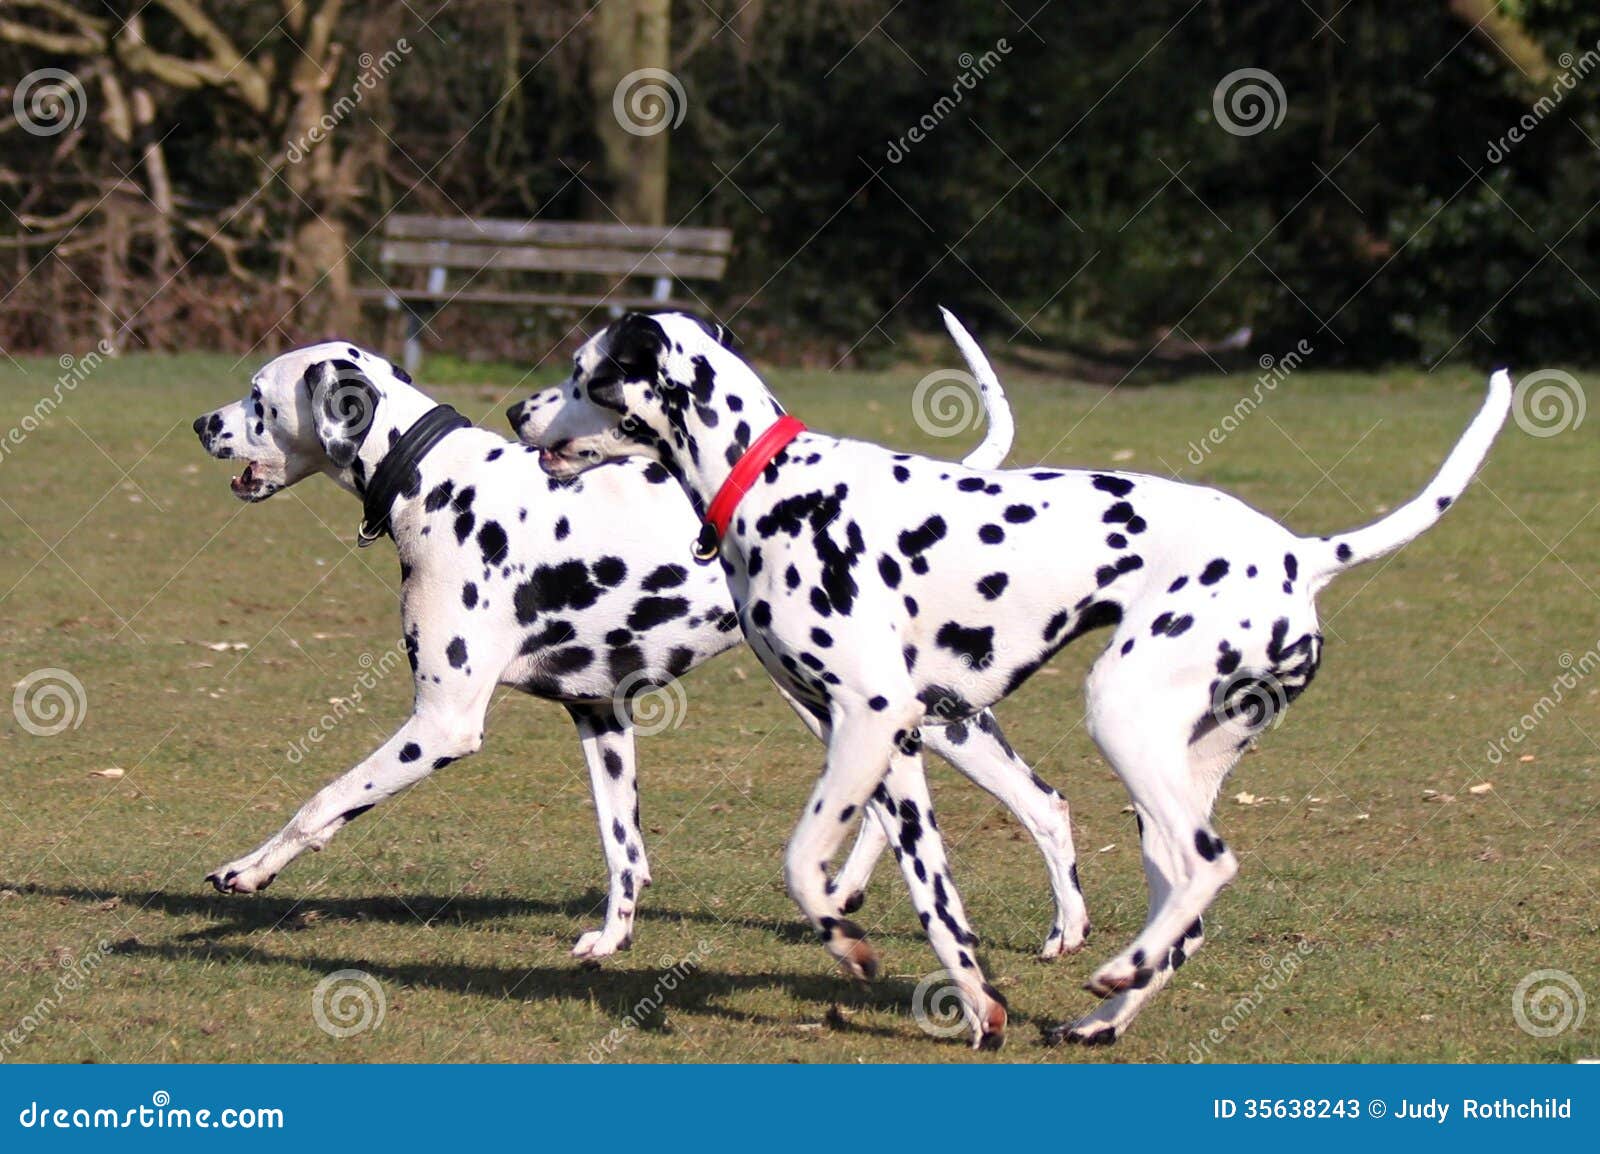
left=940, top=307, right=1016, bottom=469
left=1302, top=369, right=1512, bottom=585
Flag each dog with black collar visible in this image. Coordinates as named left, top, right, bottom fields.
left=527, top=310, right=1512, bottom=1047
left=191, top=336, right=1092, bottom=966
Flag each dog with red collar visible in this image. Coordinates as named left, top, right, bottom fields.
left=527, top=310, right=1511, bottom=1048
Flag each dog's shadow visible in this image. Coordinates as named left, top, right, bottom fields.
left=111, top=935, right=945, bottom=1038
left=26, top=882, right=936, bottom=949
left=19, top=884, right=1013, bottom=1039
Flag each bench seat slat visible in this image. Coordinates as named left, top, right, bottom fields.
left=353, top=286, right=703, bottom=310
left=378, top=240, right=726, bottom=280
left=382, top=214, right=732, bottom=255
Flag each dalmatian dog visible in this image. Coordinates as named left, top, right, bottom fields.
left=529, top=310, right=1512, bottom=1048
left=191, top=334, right=1091, bottom=967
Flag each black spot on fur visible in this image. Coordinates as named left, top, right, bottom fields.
left=477, top=521, right=509, bottom=567
left=1199, top=559, right=1229, bottom=585
left=642, top=563, right=687, bottom=591
left=398, top=743, right=421, bottom=763
left=446, top=637, right=468, bottom=668
left=977, top=572, right=1009, bottom=600
left=935, top=622, right=995, bottom=670
left=628, top=596, right=689, bottom=631
left=593, top=556, right=628, bottom=587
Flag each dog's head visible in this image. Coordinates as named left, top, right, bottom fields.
left=192, top=341, right=409, bottom=501
left=521, top=313, right=763, bottom=481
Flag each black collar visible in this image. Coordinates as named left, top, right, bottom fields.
left=357, top=404, right=472, bottom=547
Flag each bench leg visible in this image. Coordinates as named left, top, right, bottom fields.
left=403, top=309, right=423, bottom=376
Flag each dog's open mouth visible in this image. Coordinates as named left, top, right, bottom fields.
left=230, top=461, right=269, bottom=500
left=538, top=445, right=595, bottom=479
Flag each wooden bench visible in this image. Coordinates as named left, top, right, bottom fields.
left=355, top=214, right=733, bottom=371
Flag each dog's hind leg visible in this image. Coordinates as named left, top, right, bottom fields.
left=1070, top=651, right=1241, bottom=1026
left=922, top=711, right=1088, bottom=958
left=206, top=684, right=496, bottom=895
left=565, top=704, right=650, bottom=962
left=1045, top=803, right=1200, bottom=1045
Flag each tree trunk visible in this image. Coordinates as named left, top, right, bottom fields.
left=589, top=0, right=673, bottom=225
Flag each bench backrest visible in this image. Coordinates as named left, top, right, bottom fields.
left=379, top=215, right=732, bottom=281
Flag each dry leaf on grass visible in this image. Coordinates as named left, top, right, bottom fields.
left=88, top=767, right=124, bottom=780
left=1469, top=782, right=1493, bottom=795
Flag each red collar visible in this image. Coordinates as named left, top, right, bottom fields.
left=693, top=414, right=806, bottom=561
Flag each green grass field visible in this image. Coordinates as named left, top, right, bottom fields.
left=0, top=347, right=1594, bottom=1064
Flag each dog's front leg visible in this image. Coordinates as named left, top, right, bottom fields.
left=771, top=683, right=890, bottom=920
left=207, top=696, right=493, bottom=894
left=565, top=704, right=649, bottom=962
left=785, top=695, right=1008, bottom=1048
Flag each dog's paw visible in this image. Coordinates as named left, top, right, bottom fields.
left=1040, top=1018, right=1120, bottom=1047
left=1085, top=951, right=1154, bottom=998
left=205, top=859, right=277, bottom=895
left=572, top=927, right=633, bottom=964
left=1038, top=918, right=1091, bottom=960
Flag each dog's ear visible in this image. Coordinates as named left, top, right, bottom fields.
left=592, top=313, right=666, bottom=403
left=304, top=359, right=379, bottom=468
left=689, top=316, right=737, bottom=350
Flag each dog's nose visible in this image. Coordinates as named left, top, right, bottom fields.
left=192, top=415, right=207, bottom=436
left=505, top=403, right=524, bottom=429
